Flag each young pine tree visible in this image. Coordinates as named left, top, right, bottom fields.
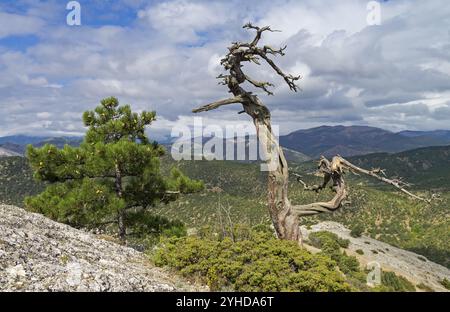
left=26, top=97, right=203, bottom=241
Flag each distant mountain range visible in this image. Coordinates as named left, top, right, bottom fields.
left=1, top=126, right=449, bottom=159
left=0, top=146, right=22, bottom=157
left=280, top=126, right=450, bottom=158
left=398, top=130, right=450, bottom=141
left=0, top=136, right=82, bottom=157
left=166, top=136, right=311, bottom=163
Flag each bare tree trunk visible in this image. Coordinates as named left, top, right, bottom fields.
left=193, top=23, right=429, bottom=243
left=193, top=24, right=302, bottom=242
left=251, top=108, right=300, bottom=241
left=114, top=163, right=126, bottom=242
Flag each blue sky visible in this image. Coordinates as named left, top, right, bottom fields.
left=0, top=0, right=449, bottom=138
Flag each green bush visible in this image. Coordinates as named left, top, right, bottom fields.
left=338, top=252, right=360, bottom=274
left=379, top=271, right=416, bottom=292
left=153, top=229, right=353, bottom=292
left=439, top=278, right=450, bottom=290
left=355, top=249, right=364, bottom=255
left=307, top=231, right=359, bottom=275
left=308, top=231, right=350, bottom=249
left=350, top=224, right=364, bottom=238
left=416, top=283, right=433, bottom=292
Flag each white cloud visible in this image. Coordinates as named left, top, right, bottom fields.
left=138, top=0, right=231, bottom=43
left=0, top=12, right=44, bottom=38
left=0, top=0, right=449, bottom=137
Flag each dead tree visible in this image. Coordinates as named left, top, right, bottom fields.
left=192, top=24, right=429, bottom=243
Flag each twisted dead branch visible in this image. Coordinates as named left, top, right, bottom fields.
left=192, top=24, right=429, bottom=242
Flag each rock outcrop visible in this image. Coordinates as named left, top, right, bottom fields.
left=0, top=205, right=203, bottom=292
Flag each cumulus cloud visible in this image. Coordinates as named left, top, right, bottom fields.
left=0, top=0, right=449, bottom=137
left=0, top=12, right=44, bottom=38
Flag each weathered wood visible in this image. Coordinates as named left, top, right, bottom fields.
left=193, top=24, right=429, bottom=243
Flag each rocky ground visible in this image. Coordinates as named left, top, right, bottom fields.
left=0, top=205, right=205, bottom=292
left=2, top=204, right=448, bottom=292
left=301, top=221, right=450, bottom=292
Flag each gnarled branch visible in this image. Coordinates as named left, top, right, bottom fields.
left=291, top=155, right=430, bottom=217
left=192, top=95, right=245, bottom=113
left=243, top=23, right=281, bottom=46
left=338, top=157, right=430, bottom=203
left=191, top=23, right=429, bottom=243
left=245, top=75, right=274, bottom=95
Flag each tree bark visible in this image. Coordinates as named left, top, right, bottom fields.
left=193, top=24, right=302, bottom=242
left=248, top=103, right=300, bottom=241
left=193, top=23, right=429, bottom=243
left=114, top=162, right=126, bottom=242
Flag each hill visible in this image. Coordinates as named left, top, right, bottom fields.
left=0, top=204, right=204, bottom=291
left=0, top=157, right=45, bottom=206
left=301, top=222, right=450, bottom=292
left=0, top=147, right=21, bottom=157
left=168, top=136, right=310, bottom=163
left=153, top=146, right=450, bottom=268
left=0, top=136, right=82, bottom=156
left=0, top=145, right=449, bottom=268
left=0, top=143, right=24, bottom=155
left=398, top=130, right=450, bottom=142
left=347, top=145, right=450, bottom=189
left=280, top=125, right=450, bottom=158
left=0, top=135, right=49, bottom=145
left=4, top=204, right=448, bottom=291
left=2, top=126, right=449, bottom=160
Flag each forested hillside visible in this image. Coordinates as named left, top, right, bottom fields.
left=1, top=146, right=449, bottom=268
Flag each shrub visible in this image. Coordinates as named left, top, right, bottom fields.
left=355, top=249, right=364, bottom=255
left=380, top=271, right=415, bottom=292
left=153, top=229, right=353, bottom=292
left=350, top=224, right=364, bottom=238
left=307, top=231, right=359, bottom=275
left=308, top=231, right=350, bottom=249
left=338, top=252, right=361, bottom=274
left=439, top=278, right=450, bottom=290
left=416, top=283, right=434, bottom=292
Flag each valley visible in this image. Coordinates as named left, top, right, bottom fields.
left=1, top=142, right=449, bottom=270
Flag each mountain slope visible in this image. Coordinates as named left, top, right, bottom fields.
left=0, top=157, right=45, bottom=206
left=0, top=205, right=204, bottom=292
left=1, top=146, right=449, bottom=268
left=0, top=136, right=83, bottom=157
left=347, top=145, right=450, bottom=189
left=168, top=136, right=310, bottom=163
left=0, top=135, right=49, bottom=145
left=154, top=146, right=450, bottom=268
left=0, top=142, right=24, bottom=154
left=398, top=130, right=450, bottom=142
left=301, top=222, right=450, bottom=292
left=280, top=125, right=448, bottom=158
left=0, top=147, right=21, bottom=157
